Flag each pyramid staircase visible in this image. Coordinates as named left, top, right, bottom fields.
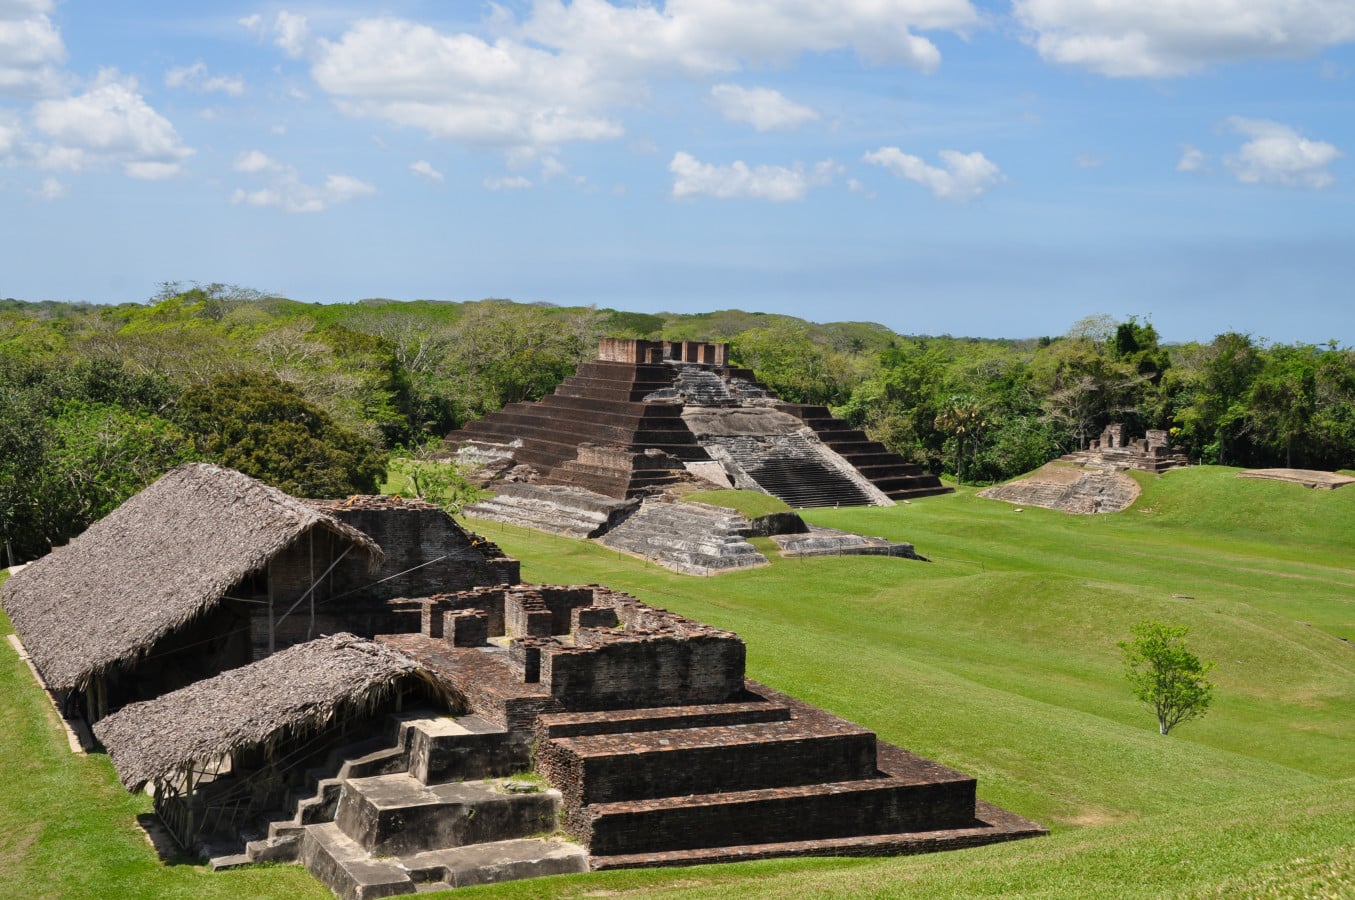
left=448, top=361, right=710, bottom=497
left=776, top=404, right=952, bottom=501
left=706, top=432, right=878, bottom=509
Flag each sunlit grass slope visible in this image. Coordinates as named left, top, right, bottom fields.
left=3, top=464, right=1353, bottom=897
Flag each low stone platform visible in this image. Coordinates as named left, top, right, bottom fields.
left=772, top=526, right=919, bottom=559
left=464, top=483, right=638, bottom=539
left=598, top=499, right=768, bottom=575
left=1237, top=468, right=1355, bottom=490
left=301, top=822, right=586, bottom=900
left=979, top=463, right=1140, bottom=514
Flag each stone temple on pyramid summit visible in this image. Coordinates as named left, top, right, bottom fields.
left=446, top=338, right=951, bottom=509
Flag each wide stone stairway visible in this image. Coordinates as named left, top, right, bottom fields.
left=777, top=404, right=953, bottom=501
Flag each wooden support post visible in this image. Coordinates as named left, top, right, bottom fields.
left=267, top=559, right=275, bottom=656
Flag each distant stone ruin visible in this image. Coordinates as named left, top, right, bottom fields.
left=1060, top=424, right=1190, bottom=474
left=447, top=339, right=950, bottom=509
left=978, top=463, right=1141, bottom=515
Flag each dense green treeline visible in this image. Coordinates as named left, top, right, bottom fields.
left=2, top=288, right=1352, bottom=564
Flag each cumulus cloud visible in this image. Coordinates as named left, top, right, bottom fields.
left=240, top=10, right=311, bottom=59
left=303, top=2, right=975, bottom=151
left=1224, top=117, right=1342, bottom=188
left=165, top=62, right=244, bottom=96
left=410, top=159, right=444, bottom=183
left=231, top=165, right=376, bottom=213
left=1014, top=0, right=1355, bottom=77
left=522, top=0, right=977, bottom=75
left=30, top=70, right=193, bottom=178
left=0, top=0, right=66, bottom=97
left=863, top=146, right=1002, bottom=201
left=710, top=84, right=818, bottom=132
left=312, top=18, right=626, bottom=147
left=669, top=151, right=840, bottom=202
left=1176, top=143, right=1209, bottom=173
left=234, top=149, right=282, bottom=173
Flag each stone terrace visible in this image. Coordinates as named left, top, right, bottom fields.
left=378, top=583, right=1046, bottom=870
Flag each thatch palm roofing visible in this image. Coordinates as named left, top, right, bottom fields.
left=95, top=633, right=424, bottom=790
left=0, top=463, right=383, bottom=693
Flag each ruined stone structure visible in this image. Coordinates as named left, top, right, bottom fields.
left=448, top=339, right=950, bottom=509
left=1060, top=424, right=1190, bottom=473
left=89, top=580, right=1043, bottom=895
left=979, top=463, right=1142, bottom=515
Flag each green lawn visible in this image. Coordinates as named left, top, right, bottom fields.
left=4, top=465, right=1354, bottom=897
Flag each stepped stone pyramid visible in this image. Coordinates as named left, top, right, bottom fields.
left=447, top=339, right=950, bottom=508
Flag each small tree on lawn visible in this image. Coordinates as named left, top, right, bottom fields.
left=1119, top=620, right=1216, bottom=736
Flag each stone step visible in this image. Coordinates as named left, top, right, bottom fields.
left=541, top=718, right=878, bottom=809
left=588, top=799, right=1047, bottom=869
left=302, top=823, right=587, bottom=900
left=535, top=701, right=791, bottom=740
left=406, top=714, right=528, bottom=785
left=334, top=773, right=561, bottom=857
left=582, top=771, right=977, bottom=856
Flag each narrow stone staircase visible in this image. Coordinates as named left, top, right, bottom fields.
left=240, top=711, right=585, bottom=899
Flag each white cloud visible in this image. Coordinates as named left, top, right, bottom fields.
left=484, top=174, right=533, bottom=190
left=669, top=151, right=839, bottom=202
left=710, top=84, right=818, bottom=132
left=522, top=0, right=978, bottom=75
left=540, top=155, right=568, bottom=181
left=240, top=10, right=310, bottom=59
left=231, top=164, right=376, bottom=213
left=165, top=62, right=245, bottom=96
left=410, top=159, right=444, bottom=183
left=1224, top=117, right=1342, bottom=188
left=30, top=70, right=193, bottom=178
left=234, top=149, right=282, bottom=173
left=1074, top=153, right=1104, bottom=169
left=32, top=175, right=62, bottom=199
left=312, top=18, right=626, bottom=147
left=0, top=0, right=66, bottom=97
left=1176, top=143, right=1209, bottom=173
left=863, top=146, right=1002, bottom=201
left=1014, top=0, right=1355, bottom=77
left=274, top=11, right=310, bottom=58
left=306, top=2, right=976, bottom=151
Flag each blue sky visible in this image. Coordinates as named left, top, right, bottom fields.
left=2, top=1, right=1353, bottom=342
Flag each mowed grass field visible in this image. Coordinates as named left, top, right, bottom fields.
left=2, top=465, right=1353, bottom=898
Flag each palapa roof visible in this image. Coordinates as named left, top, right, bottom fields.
left=94, top=633, right=423, bottom=790
left=0, top=463, right=383, bottom=693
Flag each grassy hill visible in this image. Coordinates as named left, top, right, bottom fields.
left=2, top=466, right=1353, bottom=897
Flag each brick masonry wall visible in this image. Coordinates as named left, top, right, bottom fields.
left=541, top=634, right=745, bottom=710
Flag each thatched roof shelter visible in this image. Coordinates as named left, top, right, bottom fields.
left=94, top=633, right=426, bottom=791
left=0, top=463, right=383, bottom=693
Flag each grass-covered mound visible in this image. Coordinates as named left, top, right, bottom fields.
left=3, top=464, right=1353, bottom=897
left=681, top=489, right=793, bottom=519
